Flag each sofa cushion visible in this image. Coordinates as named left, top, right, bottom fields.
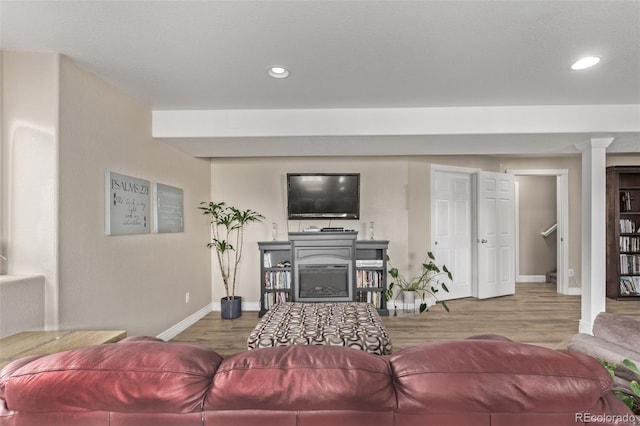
left=390, top=339, right=613, bottom=414
left=205, top=345, right=394, bottom=411
left=0, top=340, right=222, bottom=413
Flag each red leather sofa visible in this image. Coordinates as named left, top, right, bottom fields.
left=0, top=335, right=634, bottom=426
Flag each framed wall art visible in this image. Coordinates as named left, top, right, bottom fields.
left=105, top=171, right=150, bottom=235
left=153, top=183, right=184, bottom=233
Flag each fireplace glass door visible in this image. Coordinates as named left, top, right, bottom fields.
left=297, top=264, right=351, bottom=302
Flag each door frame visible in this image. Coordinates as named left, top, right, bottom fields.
left=507, top=169, right=571, bottom=295
left=430, top=164, right=481, bottom=298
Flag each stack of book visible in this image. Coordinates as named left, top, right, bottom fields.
left=356, top=291, right=382, bottom=308
left=619, top=219, right=638, bottom=233
left=620, top=276, right=640, bottom=296
left=620, top=236, right=640, bottom=252
left=355, top=259, right=384, bottom=268
left=356, top=270, right=383, bottom=288
left=620, top=254, right=640, bottom=274
left=263, top=271, right=291, bottom=289
left=263, top=292, right=291, bottom=309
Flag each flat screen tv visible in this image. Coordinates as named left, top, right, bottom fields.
left=287, top=173, right=360, bottom=220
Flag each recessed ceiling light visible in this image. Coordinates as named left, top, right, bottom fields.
left=571, top=56, right=601, bottom=70
left=268, top=66, right=290, bottom=79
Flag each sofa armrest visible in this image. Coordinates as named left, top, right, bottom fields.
left=593, top=312, right=640, bottom=354
left=567, top=333, right=640, bottom=394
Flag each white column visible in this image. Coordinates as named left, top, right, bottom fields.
left=576, top=137, right=613, bottom=334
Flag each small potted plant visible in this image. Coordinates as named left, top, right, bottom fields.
left=199, top=201, right=264, bottom=319
left=384, top=251, right=452, bottom=316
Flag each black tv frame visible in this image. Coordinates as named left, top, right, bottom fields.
left=286, top=173, right=360, bottom=220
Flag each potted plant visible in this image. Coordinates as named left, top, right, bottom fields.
left=199, top=201, right=264, bottom=319
left=599, top=358, right=640, bottom=413
left=384, top=251, right=452, bottom=316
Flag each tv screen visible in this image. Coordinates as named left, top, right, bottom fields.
left=287, top=173, right=360, bottom=220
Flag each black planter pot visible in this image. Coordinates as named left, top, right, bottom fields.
left=220, top=296, right=242, bottom=319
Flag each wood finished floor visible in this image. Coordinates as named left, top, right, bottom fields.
left=171, top=283, right=640, bottom=356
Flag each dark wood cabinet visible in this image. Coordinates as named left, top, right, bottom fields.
left=606, top=166, right=640, bottom=299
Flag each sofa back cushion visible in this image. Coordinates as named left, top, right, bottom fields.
left=0, top=340, right=222, bottom=413
left=390, top=340, right=612, bottom=414
left=205, top=345, right=394, bottom=411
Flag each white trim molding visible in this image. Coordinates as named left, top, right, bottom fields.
left=565, top=287, right=582, bottom=296
left=154, top=105, right=640, bottom=138
left=156, top=303, right=213, bottom=341
left=517, top=275, right=547, bottom=283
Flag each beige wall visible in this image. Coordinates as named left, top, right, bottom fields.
left=608, top=155, right=640, bottom=167
left=516, top=175, right=556, bottom=276
left=210, top=157, right=409, bottom=302
left=0, top=52, right=3, bottom=275
left=57, top=57, right=212, bottom=335
left=407, top=156, right=500, bottom=275
left=2, top=52, right=58, bottom=327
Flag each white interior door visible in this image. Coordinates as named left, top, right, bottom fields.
left=431, top=168, right=472, bottom=300
left=477, top=171, right=515, bottom=299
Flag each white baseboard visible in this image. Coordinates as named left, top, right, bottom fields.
left=211, top=300, right=260, bottom=312
left=156, top=303, right=213, bottom=341
left=564, top=287, right=582, bottom=296
left=517, top=275, right=547, bottom=283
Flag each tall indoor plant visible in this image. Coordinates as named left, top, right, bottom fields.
left=385, top=251, right=452, bottom=316
left=199, top=201, right=264, bottom=319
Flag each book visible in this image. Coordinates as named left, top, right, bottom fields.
left=621, top=192, right=633, bottom=212
left=619, top=219, right=637, bottom=233
left=356, top=259, right=384, bottom=268
left=620, top=276, right=636, bottom=295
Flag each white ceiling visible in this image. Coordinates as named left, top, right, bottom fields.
left=1, top=0, right=639, bottom=156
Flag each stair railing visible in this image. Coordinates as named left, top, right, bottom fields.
left=540, top=223, right=557, bottom=238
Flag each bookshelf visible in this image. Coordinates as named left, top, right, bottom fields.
left=606, top=166, right=640, bottom=300
left=258, top=241, right=293, bottom=316
left=355, top=240, right=389, bottom=316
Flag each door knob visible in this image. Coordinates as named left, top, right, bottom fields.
left=481, top=239, right=488, bottom=244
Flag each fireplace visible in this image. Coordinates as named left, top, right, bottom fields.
left=291, top=232, right=356, bottom=303
left=298, top=264, right=350, bottom=300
